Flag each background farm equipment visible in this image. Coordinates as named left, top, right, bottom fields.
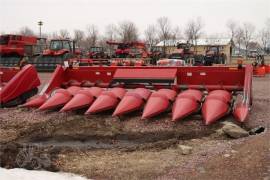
left=107, top=41, right=149, bottom=58
left=0, top=34, right=46, bottom=67
left=157, top=59, right=185, bottom=66
left=0, top=64, right=40, bottom=107
left=149, top=46, right=165, bottom=65
left=251, top=55, right=270, bottom=76
left=204, top=46, right=226, bottom=66
left=107, top=41, right=150, bottom=66
left=156, top=43, right=195, bottom=66
left=174, top=42, right=194, bottom=61
left=150, top=46, right=164, bottom=58
left=24, top=64, right=253, bottom=125
left=88, top=47, right=109, bottom=59
left=158, top=42, right=205, bottom=66
left=87, top=47, right=110, bottom=65
left=28, top=39, right=78, bottom=71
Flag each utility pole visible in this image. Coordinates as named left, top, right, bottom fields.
left=38, top=21, right=43, bottom=38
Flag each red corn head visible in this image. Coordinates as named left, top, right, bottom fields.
left=202, top=90, right=231, bottom=125
left=113, top=88, right=151, bottom=116
left=22, top=94, right=47, bottom=108
left=233, top=103, right=249, bottom=123
left=142, top=89, right=176, bottom=119
left=85, top=87, right=126, bottom=114
left=172, top=89, right=203, bottom=121
left=66, top=86, right=82, bottom=95
left=39, top=86, right=81, bottom=111
left=60, top=87, right=103, bottom=112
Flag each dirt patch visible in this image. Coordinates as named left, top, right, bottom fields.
left=162, top=132, right=270, bottom=180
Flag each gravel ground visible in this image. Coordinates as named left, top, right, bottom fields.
left=0, top=73, right=269, bottom=180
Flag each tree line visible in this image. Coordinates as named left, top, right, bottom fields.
left=2, top=17, right=270, bottom=55
left=227, top=18, right=270, bottom=55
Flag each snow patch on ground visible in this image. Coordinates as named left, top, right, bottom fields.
left=0, top=168, right=88, bottom=180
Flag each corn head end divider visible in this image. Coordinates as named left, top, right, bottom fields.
left=23, top=65, right=253, bottom=125
left=0, top=65, right=40, bottom=107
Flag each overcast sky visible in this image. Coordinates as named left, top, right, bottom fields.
left=0, top=0, right=269, bottom=38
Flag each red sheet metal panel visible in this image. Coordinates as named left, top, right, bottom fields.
left=57, top=66, right=245, bottom=89
left=0, top=67, right=20, bottom=82
left=65, top=66, right=114, bottom=84
left=113, top=68, right=177, bottom=80
left=41, top=65, right=66, bottom=95
left=38, top=66, right=247, bottom=95
left=177, top=67, right=245, bottom=87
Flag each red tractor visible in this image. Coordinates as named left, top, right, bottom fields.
left=106, top=41, right=149, bottom=58
left=30, top=39, right=77, bottom=71
left=106, top=41, right=150, bottom=66
left=0, top=34, right=45, bottom=67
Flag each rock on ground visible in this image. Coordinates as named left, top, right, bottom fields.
left=221, top=122, right=249, bottom=139
left=178, top=145, right=193, bottom=155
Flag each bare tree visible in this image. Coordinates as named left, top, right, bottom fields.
left=49, top=31, right=59, bottom=39
left=144, top=25, right=158, bottom=49
left=171, top=26, right=182, bottom=40
left=258, top=18, right=270, bottom=54
left=264, top=18, right=270, bottom=54
left=103, top=24, right=118, bottom=55
left=105, top=24, right=118, bottom=41
left=235, top=27, right=244, bottom=55
left=73, top=29, right=85, bottom=48
left=84, top=24, right=99, bottom=50
left=242, top=22, right=255, bottom=59
left=157, top=17, right=172, bottom=55
left=259, top=29, right=269, bottom=53
left=184, top=25, right=193, bottom=41
left=184, top=17, right=204, bottom=54
left=117, top=21, right=139, bottom=42
left=19, top=26, right=35, bottom=36
left=59, top=29, right=70, bottom=39
left=98, top=35, right=112, bottom=52
left=226, top=19, right=237, bottom=40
